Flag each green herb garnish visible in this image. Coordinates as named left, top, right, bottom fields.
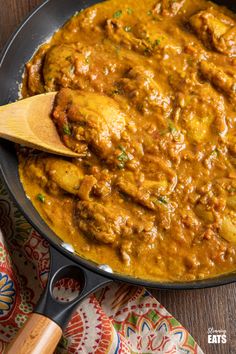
left=153, top=196, right=168, bottom=206
left=127, top=8, right=133, bottom=14
left=113, top=10, right=122, bottom=18
left=158, top=196, right=168, bottom=205
left=147, top=10, right=152, bottom=16
left=63, top=124, right=72, bottom=135
left=168, top=121, right=177, bottom=134
left=37, top=193, right=45, bottom=203
left=117, top=145, right=129, bottom=169
left=153, top=39, right=161, bottom=47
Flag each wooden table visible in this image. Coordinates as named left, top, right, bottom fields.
left=0, top=1, right=235, bottom=353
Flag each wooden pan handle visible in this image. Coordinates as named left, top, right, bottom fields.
left=5, top=247, right=111, bottom=354
left=5, top=313, right=62, bottom=354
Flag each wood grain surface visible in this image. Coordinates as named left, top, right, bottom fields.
left=5, top=313, right=62, bottom=354
left=0, top=1, right=235, bottom=353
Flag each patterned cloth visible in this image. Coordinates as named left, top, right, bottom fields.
left=0, top=176, right=204, bottom=353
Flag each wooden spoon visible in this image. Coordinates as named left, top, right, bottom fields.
left=0, top=92, right=78, bottom=157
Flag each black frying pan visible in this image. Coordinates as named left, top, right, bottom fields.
left=1, top=0, right=236, bottom=352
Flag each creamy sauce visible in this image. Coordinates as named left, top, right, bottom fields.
left=19, top=0, right=236, bottom=281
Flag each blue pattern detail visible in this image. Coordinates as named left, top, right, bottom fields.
left=114, top=331, right=120, bottom=354
left=158, top=322, right=168, bottom=333
left=127, top=326, right=136, bottom=337
left=0, top=273, right=15, bottom=315
left=174, top=330, right=184, bottom=342
left=142, top=321, right=151, bottom=332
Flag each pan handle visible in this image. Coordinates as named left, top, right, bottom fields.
left=6, top=245, right=112, bottom=354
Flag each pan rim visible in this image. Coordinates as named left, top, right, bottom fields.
left=1, top=0, right=236, bottom=290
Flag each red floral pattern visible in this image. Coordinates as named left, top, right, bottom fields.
left=0, top=177, right=204, bottom=353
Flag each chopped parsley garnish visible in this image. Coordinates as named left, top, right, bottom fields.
left=113, top=10, right=122, bottom=18
left=153, top=196, right=168, bottom=205
left=117, top=145, right=129, bottom=169
left=63, top=124, right=72, bottom=135
left=144, top=38, right=161, bottom=55
left=153, top=39, right=161, bottom=47
left=168, top=121, right=177, bottom=134
left=124, top=26, right=132, bottom=32
left=127, top=8, right=133, bottom=15
left=37, top=193, right=45, bottom=203
left=158, top=196, right=168, bottom=204
left=147, top=10, right=152, bottom=16
left=159, top=122, right=178, bottom=136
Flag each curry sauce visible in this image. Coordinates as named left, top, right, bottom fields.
left=19, top=0, right=236, bottom=281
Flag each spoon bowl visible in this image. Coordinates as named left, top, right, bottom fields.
left=0, top=92, right=78, bottom=157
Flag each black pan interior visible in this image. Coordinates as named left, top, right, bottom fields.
left=0, top=0, right=236, bottom=290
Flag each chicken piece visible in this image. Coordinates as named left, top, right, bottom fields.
left=43, top=41, right=127, bottom=94
left=25, top=44, right=50, bottom=95
left=117, top=173, right=174, bottom=229
left=43, top=44, right=91, bottom=91
left=75, top=200, right=129, bottom=244
left=176, top=85, right=227, bottom=142
left=142, top=155, right=177, bottom=193
left=22, top=156, right=85, bottom=196
left=105, top=19, right=165, bottom=56
left=153, top=0, right=186, bottom=17
left=56, top=6, right=99, bottom=38
left=227, top=196, right=236, bottom=211
left=117, top=177, right=155, bottom=210
left=77, top=7, right=98, bottom=31
left=199, top=61, right=236, bottom=102
left=195, top=203, right=215, bottom=224
left=118, top=66, right=171, bottom=121
left=219, top=214, right=236, bottom=244
left=190, top=8, right=236, bottom=56
left=45, top=159, right=84, bottom=195
left=77, top=175, right=97, bottom=200
left=106, top=19, right=141, bottom=52
left=76, top=199, right=158, bottom=246
left=53, top=88, right=126, bottom=158
left=117, top=168, right=176, bottom=211
left=23, top=155, right=49, bottom=188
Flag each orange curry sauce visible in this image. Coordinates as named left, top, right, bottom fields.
left=19, top=0, right=236, bottom=281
